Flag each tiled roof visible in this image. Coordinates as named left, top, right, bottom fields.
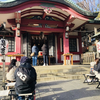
left=0, top=0, right=98, bottom=17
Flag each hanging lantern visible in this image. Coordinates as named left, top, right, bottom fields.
left=17, top=23, right=20, bottom=29
left=66, top=26, right=69, bottom=31
left=65, top=32, right=69, bottom=39
left=16, top=30, right=20, bottom=37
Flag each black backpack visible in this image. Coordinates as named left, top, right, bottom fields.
left=17, top=67, right=35, bottom=84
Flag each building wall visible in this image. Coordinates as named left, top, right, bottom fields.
left=58, top=32, right=81, bottom=63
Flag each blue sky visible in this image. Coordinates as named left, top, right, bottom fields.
left=72, top=0, right=99, bottom=5
left=0, top=0, right=15, bottom=2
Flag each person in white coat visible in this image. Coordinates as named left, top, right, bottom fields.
left=6, top=59, right=17, bottom=82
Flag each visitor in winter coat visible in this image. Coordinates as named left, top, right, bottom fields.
left=32, top=44, right=39, bottom=66
left=14, top=56, right=37, bottom=100
left=6, top=59, right=17, bottom=82
left=93, top=58, right=100, bottom=77
left=41, top=43, right=48, bottom=66
left=93, top=58, right=100, bottom=71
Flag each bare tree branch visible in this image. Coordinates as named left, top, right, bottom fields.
left=74, top=0, right=100, bottom=12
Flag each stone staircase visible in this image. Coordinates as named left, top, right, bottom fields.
left=0, top=64, right=90, bottom=100
left=0, top=65, right=91, bottom=86
left=34, top=65, right=91, bottom=83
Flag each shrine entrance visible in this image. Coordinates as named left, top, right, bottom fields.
left=31, top=34, right=48, bottom=52
left=30, top=33, right=56, bottom=65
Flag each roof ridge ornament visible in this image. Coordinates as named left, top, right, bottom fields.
left=94, top=11, right=100, bottom=20
left=44, top=8, right=52, bottom=14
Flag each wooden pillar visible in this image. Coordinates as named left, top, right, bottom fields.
left=15, top=31, right=21, bottom=61
left=15, top=11, right=21, bottom=61
left=79, top=32, right=82, bottom=53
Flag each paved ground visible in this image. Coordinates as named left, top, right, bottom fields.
left=35, top=80, right=100, bottom=100
left=0, top=79, right=100, bottom=100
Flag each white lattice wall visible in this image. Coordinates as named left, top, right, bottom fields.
left=61, top=54, right=80, bottom=61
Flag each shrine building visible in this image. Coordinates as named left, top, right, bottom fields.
left=0, top=0, right=99, bottom=65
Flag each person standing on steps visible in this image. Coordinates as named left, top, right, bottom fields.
left=32, top=44, right=39, bottom=66
left=41, top=43, right=48, bottom=66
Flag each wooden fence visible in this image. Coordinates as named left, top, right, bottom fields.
left=81, top=52, right=95, bottom=64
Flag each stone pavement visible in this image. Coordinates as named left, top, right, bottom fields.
left=35, top=80, right=100, bottom=100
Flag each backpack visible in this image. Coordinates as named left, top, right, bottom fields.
left=17, top=67, right=34, bottom=84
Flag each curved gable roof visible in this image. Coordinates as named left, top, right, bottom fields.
left=0, top=0, right=98, bottom=17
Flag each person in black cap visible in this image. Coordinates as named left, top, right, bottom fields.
left=14, top=56, right=37, bottom=100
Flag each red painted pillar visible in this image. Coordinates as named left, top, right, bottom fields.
left=15, top=31, right=21, bottom=61
left=78, top=32, right=82, bottom=62
left=63, top=31, right=69, bottom=60
left=78, top=32, right=82, bottom=53
left=57, top=35, right=61, bottom=63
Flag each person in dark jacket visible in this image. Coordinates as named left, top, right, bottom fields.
left=94, top=58, right=100, bottom=72
left=32, top=44, right=39, bottom=66
left=91, top=57, right=100, bottom=77
left=14, top=56, right=37, bottom=100
left=41, top=43, right=48, bottom=66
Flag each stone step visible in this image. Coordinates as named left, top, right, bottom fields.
left=35, top=65, right=90, bottom=82
left=36, top=66, right=90, bottom=77
left=36, top=69, right=90, bottom=75
left=37, top=75, right=84, bottom=83
left=36, top=69, right=90, bottom=74
left=0, top=65, right=91, bottom=83
left=37, top=71, right=89, bottom=78
left=0, top=70, right=89, bottom=83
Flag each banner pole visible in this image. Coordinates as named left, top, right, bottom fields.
left=2, top=54, right=6, bottom=90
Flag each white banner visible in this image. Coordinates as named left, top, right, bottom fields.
left=97, top=42, right=100, bottom=53
left=0, top=39, right=9, bottom=55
